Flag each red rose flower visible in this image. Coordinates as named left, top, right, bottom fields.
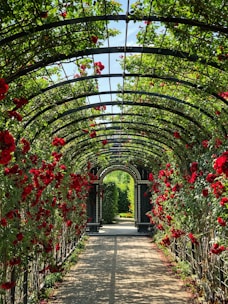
left=188, top=172, right=198, bottom=184
left=52, top=137, right=65, bottom=146
left=215, top=138, right=222, bottom=148
left=66, top=220, right=72, bottom=227
left=171, top=228, right=185, bottom=238
left=0, top=218, right=7, bottom=227
left=60, top=11, right=67, bottom=18
left=217, top=217, right=226, bottom=226
left=173, top=131, right=181, bottom=138
left=0, top=78, right=9, bottom=100
left=90, top=131, right=96, bottom=138
left=220, top=197, right=228, bottom=206
left=0, top=281, right=16, bottom=290
left=7, top=110, right=22, bottom=121
left=206, top=173, right=217, bottom=183
left=91, top=35, right=98, bottom=44
left=188, top=233, right=199, bottom=245
left=211, top=181, right=225, bottom=198
left=161, top=235, right=171, bottom=246
left=218, top=92, right=228, bottom=99
left=0, top=130, right=15, bottom=153
left=190, top=162, right=198, bottom=173
left=13, top=97, right=28, bottom=109
left=9, top=257, right=21, bottom=266
left=156, top=224, right=164, bottom=230
left=202, top=140, right=209, bottom=148
left=210, top=243, right=226, bottom=254
left=213, top=151, right=228, bottom=177
left=202, top=188, right=209, bottom=197
left=94, top=61, right=105, bottom=74
left=16, top=232, right=24, bottom=241
left=148, top=172, right=154, bottom=182
left=20, top=138, right=30, bottom=154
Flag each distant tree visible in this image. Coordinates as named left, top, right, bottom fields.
left=118, top=188, right=130, bottom=213
left=102, top=182, right=118, bottom=223
left=103, top=170, right=135, bottom=215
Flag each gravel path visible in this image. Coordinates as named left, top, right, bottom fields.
left=50, top=235, right=195, bottom=304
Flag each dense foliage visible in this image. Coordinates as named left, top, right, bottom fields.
left=104, top=170, right=134, bottom=214
left=102, top=182, right=118, bottom=224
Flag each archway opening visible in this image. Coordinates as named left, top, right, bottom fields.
left=103, top=170, right=135, bottom=223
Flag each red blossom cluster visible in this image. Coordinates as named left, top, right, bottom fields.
left=0, top=281, right=16, bottom=290
left=213, top=150, right=228, bottom=177
left=0, top=78, right=9, bottom=100
left=202, top=188, right=209, bottom=197
left=148, top=172, right=154, bottom=181
left=91, top=35, right=98, bottom=44
left=90, top=130, right=96, bottom=138
left=217, top=216, right=226, bottom=226
left=218, top=92, right=228, bottom=99
left=0, top=130, right=16, bottom=165
left=220, top=197, right=228, bottom=206
left=20, top=138, right=30, bottom=154
left=188, top=233, right=199, bottom=245
left=94, top=61, right=105, bottom=74
left=171, top=227, right=185, bottom=238
left=94, top=105, right=106, bottom=111
left=7, top=110, right=22, bottom=121
left=173, top=131, right=181, bottom=139
left=52, top=137, right=65, bottom=146
left=210, top=243, right=226, bottom=255
left=160, top=235, right=171, bottom=246
left=60, top=11, right=67, bottom=18
left=202, top=140, right=209, bottom=148
left=211, top=181, right=225, bottom=198
left=13, top=97, right=28, bottom=108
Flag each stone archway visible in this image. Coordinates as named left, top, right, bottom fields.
left=86, top=164, right=152, bottom=233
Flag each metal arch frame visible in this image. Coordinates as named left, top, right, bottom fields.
left=66, top=131, right=174, bottom=156
left=67, top=132, right=185, bottom=164
left=7, top=46, right=224, bottom=82
left=67, top=135, right=167, bottom=160
left=24, top=89, right=220, bottom=126
left=27, top=74, right=228, bottom=106
left=60, top=125, right=188, bottom=154
left=1, top=15, right=226, bottom=46
left=51, top=112, right=192, bottom=137
left=22, top=82, right=226, bottom=140
left=97, top=163, right=142, bottom=183
left=2, top=11, right=226, bottom=169
left=72, top=146, right=162, bottom=165
left=73, top=148, right=166, bottom=171
left=63, top=122, right=190, bottom=148
left=29, top=100, right=210, bottom=143
left=62, top=120, right=200, bottom=145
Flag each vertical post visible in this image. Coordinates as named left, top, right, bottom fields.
left=137, top=184, right=141, bottom=224
left=99, top=184, right=103, bottom=225
left=23, top=268, right=28, bottom=304
left=134, top=183, right=138, bottom=225
left=96, top=184, right=99, bottom=223
left=10, top=268, right=16, bottom=304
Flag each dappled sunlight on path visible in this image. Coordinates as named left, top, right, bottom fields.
left=50, top=235, right=194, bottom=304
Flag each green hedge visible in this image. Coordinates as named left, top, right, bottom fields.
left=102, top=182, right=118, bottom=224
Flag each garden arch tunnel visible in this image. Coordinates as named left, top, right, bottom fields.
left=0, top=1, right=228, bottom=303
left=86, top=164, right=152, bottom=232
left=0, top=0, right=227, bottom=233
left=0, top=0, right=227, bottom=175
